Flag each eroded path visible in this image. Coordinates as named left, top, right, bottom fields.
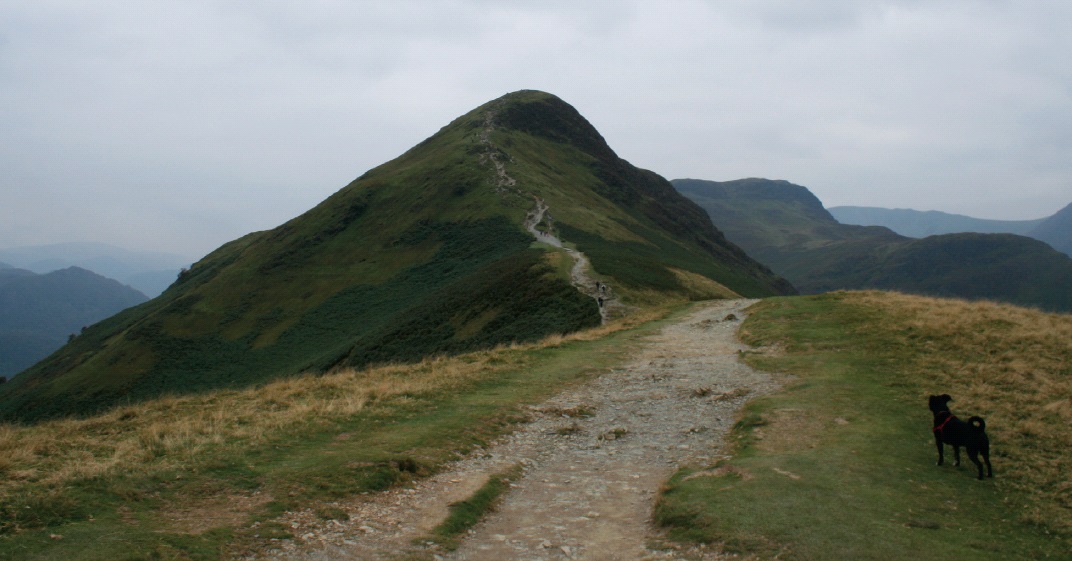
left=255, top=299, right=777, bottom=561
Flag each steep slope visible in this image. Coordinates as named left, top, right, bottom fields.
left=675, top=178, right=1072, bottom=312
left=0, top=267, right=148, bottom=378
left=0, top=91, right=791, bottom=422
left=1028, top=202, right=1072, bottom=256
left=829, top=206, right=1045, bottom=238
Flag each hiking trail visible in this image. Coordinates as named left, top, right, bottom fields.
left=252, top=299, right=778, bottom=561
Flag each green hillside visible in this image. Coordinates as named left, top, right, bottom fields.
left=674, top=178, right=1072, bottom=312
left=0, top=91, right=791, bottom=422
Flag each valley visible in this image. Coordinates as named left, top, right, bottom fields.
left=1, top=90, right=1069, bottom=560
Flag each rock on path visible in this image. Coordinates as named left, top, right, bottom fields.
left=253, top=299, right=776, bottom=561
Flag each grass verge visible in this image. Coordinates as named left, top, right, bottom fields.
left=0, top=305, right=677, bottom=560
left=655, top=291, right=1071, bottom=560
left=429, top=464, right=524, bottom=550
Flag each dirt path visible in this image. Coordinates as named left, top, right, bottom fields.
left=523, top=197, right=620, bottom=323
left=253, top=299, right=777, bottom=561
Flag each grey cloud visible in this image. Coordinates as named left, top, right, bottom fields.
left=2, top=1, right=1070, bottom=255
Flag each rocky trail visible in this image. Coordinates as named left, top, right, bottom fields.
left=254, top=299, right=778, bottom=561
left=523, top=198, right=620, bottom=324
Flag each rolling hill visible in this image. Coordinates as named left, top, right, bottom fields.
left=0, top=91, right=792, bottom=422
left=0, top=267, right=148, bottom=379
left=0, top=243, right=192, bottom=297
left=829, top=203, right=1072, bottom=258
left=828, top=206, right=1045, bottom=238
left=674, top=178, right=1072, bottom=312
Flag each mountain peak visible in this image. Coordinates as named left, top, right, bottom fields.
left=489, top=91, right=615, bottom=160
left=1, top=91, right=791, bottom=422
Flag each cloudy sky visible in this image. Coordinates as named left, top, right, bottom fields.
left=2, top=1, right=1070, bottom=259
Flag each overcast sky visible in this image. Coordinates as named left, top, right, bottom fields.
left=3, top=1, right=1070, bottom=259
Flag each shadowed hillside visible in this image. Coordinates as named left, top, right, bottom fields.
left=675, top=178, right=1072, bottom=312
left=0, top=91, right=791, bottom=422
left=0, top=267, right=147, bottom=378
left=1028, top=201, right=1072, bottom=256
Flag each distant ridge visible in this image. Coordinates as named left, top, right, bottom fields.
left=675, top=178, right=1072, bottom=313
left=0, top=91, right=791, bottom=422
left=0, top=267, right=148, bottom=378
left=1027, top=202, right=1072, bottom=256
left=827, top=204, right=1072, bottom=259
left=0, top=243, right=192, bottom=296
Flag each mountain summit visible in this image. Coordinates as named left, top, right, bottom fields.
left=0, top=91, right=792, bottom=421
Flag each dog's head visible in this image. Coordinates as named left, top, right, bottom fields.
left=928, top=394, right=953, bottom=414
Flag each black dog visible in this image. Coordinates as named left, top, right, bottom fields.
left=929, top=394, right=992, bottom=480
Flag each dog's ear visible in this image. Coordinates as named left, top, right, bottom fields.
left=940, top=394, right=952, bottom=402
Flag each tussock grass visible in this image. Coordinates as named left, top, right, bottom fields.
left=656, top=291, right=1072, bottom=559
left=853, top=290, right=1072, bottom=530
left=0, top=355, right=493, bottom=491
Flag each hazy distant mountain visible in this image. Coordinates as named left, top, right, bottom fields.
left=0, top=243, right=192, bottom=296
left=1027, top=202, right=1072, bottom=256
left=675, top=178, right=1072, bottom=313
left=0, top=267, right=148, bottom=378
left=829, top=204, right=1071, bottom=258
left=828, top=206, right=1046, bottom=238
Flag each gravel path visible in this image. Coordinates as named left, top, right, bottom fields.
left=253, top=299, right=777, bottom=561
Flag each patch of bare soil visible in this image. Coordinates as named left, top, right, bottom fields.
left=250, top=299, right=777, bottom=561
left=164, top=491, right=273, bottom=535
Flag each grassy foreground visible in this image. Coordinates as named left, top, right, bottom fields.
left=0, top=307, right=674, bottom=560
left=656, top=291, right=1072, bottom=559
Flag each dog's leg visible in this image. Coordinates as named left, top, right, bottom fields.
left=952, top=445, right=961, bottom=467
left=967, top=449, right=985, bottom=480
left=934, top=437, right=945, bottom=466
left=981, top=442, right=993, bottom=478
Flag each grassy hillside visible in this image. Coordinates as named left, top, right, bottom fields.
left=0, top=308, right=668, bottom=560
left=0, top=91, right=791, bottom=423
left=675, top=178, right=1072, bottom=313
left=657, top=292, right=1072, bottom=559
left=1, top=293, right=1068, bottom=559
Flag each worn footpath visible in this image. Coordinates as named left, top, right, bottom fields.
left=254, top=299, right=777, bottom=561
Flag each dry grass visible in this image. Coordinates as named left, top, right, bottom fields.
left=852, top=290, right=1072, bottom=529
left=0, top=307, right=670, bottom=502
left=0, top=355, right=495, bottom=493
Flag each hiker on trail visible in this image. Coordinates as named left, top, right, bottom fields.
left=598, top=297, right=604, bottom=308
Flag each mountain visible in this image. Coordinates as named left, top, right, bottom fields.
left=674, top=178, right=1072, bottom=312
left=828, top=206, right=1045, bottom=238
left=0, top=267, right=148, bottom=379
left=0, top=243, right=192, bottom=297
left=0, top=91, right=792, bottom=422
left=1028, top=202, right=1072, bottom=256
left=830, top=204, right=1072, bottom=258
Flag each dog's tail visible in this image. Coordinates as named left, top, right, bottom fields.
left=969, top=416, right=986, bottom=431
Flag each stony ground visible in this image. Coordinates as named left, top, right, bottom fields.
left=252, top=299, right=778, bottom=561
